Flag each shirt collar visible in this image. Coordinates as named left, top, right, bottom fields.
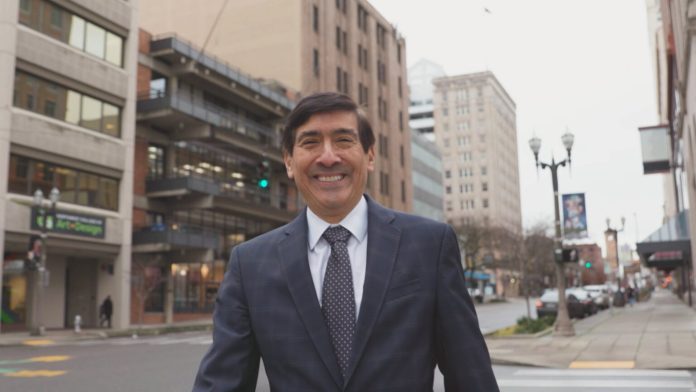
left=307, top=196, right=368, bottom=250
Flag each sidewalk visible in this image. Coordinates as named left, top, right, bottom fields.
left=485, top=289, right=696, bottom=369
left=0, top=318, right=213, bottom=347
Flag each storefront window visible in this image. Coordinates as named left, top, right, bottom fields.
left=172, top=262, right=224, bottom=313
left=2, top=255, right=28, bottom=330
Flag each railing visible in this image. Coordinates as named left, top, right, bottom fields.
left=149, top=34, right=295, bottom=110
left=147, top=175, right=302, bottom=212
left=133, top=224, right=220, bottom=249
left=137, top=92, right=282, bottom=149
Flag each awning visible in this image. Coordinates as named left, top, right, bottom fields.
left=636, top=210, right=691, bottom=269
left=464, top=270, right=491, bottom=280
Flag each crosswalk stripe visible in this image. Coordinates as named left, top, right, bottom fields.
left=497, top=379, right=694, bottom=388
left=515, top=369, right=693, bottom=378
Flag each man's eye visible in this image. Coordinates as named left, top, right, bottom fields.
left=300, top=140, right=318, bottom=146
left=337, top=138, right=354, bottom=143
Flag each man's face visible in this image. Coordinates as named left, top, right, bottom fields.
left=284, top=110, right=375, bottom=223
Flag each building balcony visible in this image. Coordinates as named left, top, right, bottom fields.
left=137, top=93, right=283, bottom=161
left=149, top=34, right=294, bottom=113
left=132, top=225, right=220, bottom=253
left=146, top=176, right=300, bottom=224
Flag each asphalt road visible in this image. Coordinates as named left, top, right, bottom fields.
left=1, top=331, right=695, bottom=391
left=3, top=299, right=687, bottom=392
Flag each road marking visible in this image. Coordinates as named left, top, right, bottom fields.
left=29, top=355, right=71, bottom=363
left=22, top=339, right=55, bottom=346
left=515, top=369, right=692, bottom=378
left=569, top=360, right=635, bottom=368
left=497, top=379, right=694, bottom=388
left=5, top=370, right=67, bottom=378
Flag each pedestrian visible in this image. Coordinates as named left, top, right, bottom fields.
left=100, top=295, right=113, bottom=328
left=192, top=92, right=498, bottom=391
left=627, top=287, right=636, bottom=306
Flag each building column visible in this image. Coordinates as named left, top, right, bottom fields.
left=0, top=0, right=19, bottom=334
left=164, top=264, right=174, bottom=324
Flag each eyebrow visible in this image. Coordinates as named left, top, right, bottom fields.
left=296, top=128, right=358, bottom=140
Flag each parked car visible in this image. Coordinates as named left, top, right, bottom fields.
left=567, top=287, right=598, bottom=316
left=583, top=284, right=611, bottom=309
left=467, top=287, right=483, bottom=303
left=535, top=289, right=586, bottom=319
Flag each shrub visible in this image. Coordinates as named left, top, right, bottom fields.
left=515, top=315, right=555, bottom=334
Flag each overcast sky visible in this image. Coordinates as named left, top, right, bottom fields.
left=370, top=0, right=664, bottom=250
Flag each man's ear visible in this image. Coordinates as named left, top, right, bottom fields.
left=283, top=151, right=295, bottom=179
left=366, top=146, right=376, bottom=172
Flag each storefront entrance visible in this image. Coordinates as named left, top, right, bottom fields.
left=64, top=258, right=97, bottom=327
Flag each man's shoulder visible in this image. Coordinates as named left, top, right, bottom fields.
left=369, top=200, right=450, bottom=233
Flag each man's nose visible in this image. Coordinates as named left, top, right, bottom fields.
left=316, top=142, right=341, bottom=166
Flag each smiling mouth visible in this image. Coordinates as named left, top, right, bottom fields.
left=316, top=174, right=345, bottom=182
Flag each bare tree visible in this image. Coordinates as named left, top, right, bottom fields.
left=131, top=257, right=167, bottom=334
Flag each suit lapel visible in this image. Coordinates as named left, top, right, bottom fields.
left=344, top=197, right=401, bottom=385
left=277, top=210, right=343, bottom=389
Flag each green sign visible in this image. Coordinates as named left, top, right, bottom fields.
left=31, top=208, right=105, bottom=239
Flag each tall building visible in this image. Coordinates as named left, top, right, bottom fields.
left=407, top=59, right=445, bottom=222
left=131, top=30, right=298, bottom=324
left=1, top=0, right=139, bottom=332
left=408, top=58, right=446, bottom=141
left=433, top=71, right=522, bottom=232
left=139, top=0, right=412, bottom=212
left=410, top=130, right=444, bottom=222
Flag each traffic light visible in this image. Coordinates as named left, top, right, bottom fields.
left=584, top=261, right=592, bottom=269
left=257, top=160, right=270, bottom=189
left=561, top=248, right=578, bottom=263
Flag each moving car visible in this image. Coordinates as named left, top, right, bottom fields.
left=535, top=289, right=586, bottom=319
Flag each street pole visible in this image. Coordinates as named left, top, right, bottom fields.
left=529, top=133, right=575, bottom=337
left=30, top=187, right=59, bottom=336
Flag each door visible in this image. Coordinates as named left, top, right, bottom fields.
left=64, top=258, right=97, bottom=327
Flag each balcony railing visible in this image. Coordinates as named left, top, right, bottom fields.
left=149, top=34, right=294, bottom=111
left=133, top=225, right=220, bottom=250
left=147, top=175, right=302, bottom=213
left=138, top=92, right=282, bottom=149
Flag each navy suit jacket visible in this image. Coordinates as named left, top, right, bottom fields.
left=193, top=197, right=499, bottom=391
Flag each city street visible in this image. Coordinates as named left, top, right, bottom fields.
left=1, top=331, right=695, bottom=391
left=474, top=296, right=538, bottom=334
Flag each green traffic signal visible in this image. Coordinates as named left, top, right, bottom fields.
left=584, top=261, right=592, bottom=269
left=258, top=178, right=269, bottom=189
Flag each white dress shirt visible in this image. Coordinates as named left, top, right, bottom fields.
left=306, top=196, right=368, bottom=320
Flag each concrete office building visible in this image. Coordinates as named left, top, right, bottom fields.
left=433, top=71, right=522, bottom=232
left=139, top=0, right=412, bottom=212
left=132, top=30, right=298, bottom=324
left=0, top=0, right=139, bottom=332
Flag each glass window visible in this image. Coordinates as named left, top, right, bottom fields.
left=148, top=145, right=165, bottom=179
left=80, top=95, right=102, bottom=132
left=8, top=156, right=30, bottom=194
left=105, top=32, right=123, bottom=67
left=84, top=22, right=106, bottom=59
left=18, top=0, right=39, bottom=29
left=65, top=90, right=81, bottom=124
left=76, top=172, right=99, bottom=206
left=102, top=103, right=120, bottom=137
left=50, top=4, right=62, bottom=28
left=53, top=167, right=77, bottom=204
left=98, top=177, right=118, bottom=210
left=68, top=15, right=86, bottom=50
left=20, top=0, right=30, bottom=12
left=44, top=100, right=56, bottom=117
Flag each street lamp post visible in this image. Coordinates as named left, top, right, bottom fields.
left=29, top=187, right=60, bottom=336
left=529, top=132, right=575, bottom=336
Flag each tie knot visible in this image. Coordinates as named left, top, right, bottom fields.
left=322, top=225, right=352, bottom=246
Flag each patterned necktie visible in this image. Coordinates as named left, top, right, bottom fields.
left=321, top=225, right=356, bottom=379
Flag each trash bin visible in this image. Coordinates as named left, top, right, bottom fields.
left=612, top=291, right=626, bottom=307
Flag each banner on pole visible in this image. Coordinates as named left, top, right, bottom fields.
left=562, top=193, right=588, bottom=239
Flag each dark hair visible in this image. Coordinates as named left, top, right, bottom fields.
left=282, top=92, right=375, bottom=154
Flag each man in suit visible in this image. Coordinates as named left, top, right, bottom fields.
left=192, top=92, right=498, bottom=391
